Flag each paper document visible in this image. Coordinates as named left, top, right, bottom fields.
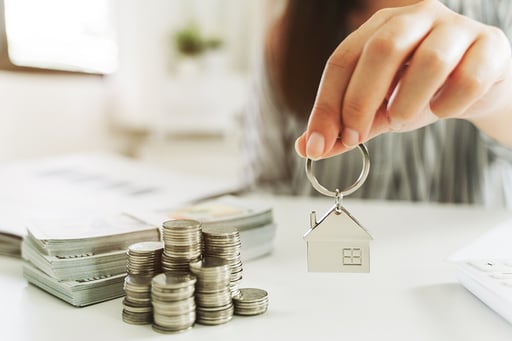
left=0, top=152, right=240, bottom=240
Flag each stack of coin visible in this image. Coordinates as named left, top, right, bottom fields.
left=126, top=241, right=164, bottom=276
left=122, top=275, right=153, bottom=324
left=122, top=241, right=164, bottom=325
left=232, top=288, right=269, bottom=316
left=151, top=272, right=197, bottom=333
left=162, top=220, right=202, bottom=272
left=190, top=257, right=234, bottom=325
left=202, top=226, right=243, bottom=297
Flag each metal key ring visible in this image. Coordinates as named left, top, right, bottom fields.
left=305, top=143, right=370, bottom=198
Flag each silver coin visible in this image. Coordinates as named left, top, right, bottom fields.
left=122, top=309, right=153, bottom=325
left=151, top=286, right=195, bottom=301
left=195, top=315, right=233, bottom=325
left=124, top=296, right=151, bottom=306
left=128, top=241, right=164, bottom=254
left=191, top=256, right=227, bottom=267
left=154, top=310, right=196, bottom=326
left=232, top=288, right=269, bottom=316
left=196, top=303, right=234, bottom=325
left=234, top=306, right=268, bottom=316
left=151, top=272, right=197, bottom=289
left=152, top=297, right=196, bottom=314
left=124, top=274, right=152, bottom=287
left=233, top=288, right=268, bottom=303
left=195, top=290, right=232, bottom=307
left=152, top=323, right=193, bottom=334
left=163, top=219, right=202, bottom=231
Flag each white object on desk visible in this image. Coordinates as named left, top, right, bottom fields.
left=449, top=219, right=512, bottom=324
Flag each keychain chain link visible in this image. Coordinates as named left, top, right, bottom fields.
left=334, top=189, right=343, bottom=213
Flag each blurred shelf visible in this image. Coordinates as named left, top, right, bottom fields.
left=147, top=72, right=248, bottom=136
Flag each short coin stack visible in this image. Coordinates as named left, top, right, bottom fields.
left=202, top=226, right=243, bottom=297
left=122, top=241, right=164, bottom=325
left=123, top=276, right=153, bottom=324
left=232, top=288, right=269, bottom=316
left=126, top=241, right=164, bottom=277
left=190, top=257, right=234, bottom=325
left=162, top=220, right=202, bottom=272
left=151, top=272, right=197, bottom=333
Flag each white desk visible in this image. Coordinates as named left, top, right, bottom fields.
left=2, top=196, right=512, bottom=341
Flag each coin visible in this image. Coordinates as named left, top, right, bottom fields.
left=126, top=241, right=163, bottom=277
left=122, top=309, right=153, bottom=325
left=233, top=288, right=269, bottom=316
left=202, top=227, right=243, bottom=297
left=196, top=303, right=234, bottom=325
left=122, top=240, right=165, bottom=326
left=121, top=217, right=269, bottom=332
left=122, top=297, right=154, bottom=325
left=161, top=220, right=202, bottom=273
left=151, top=271, right=197, bottom=333
left=152, top=272, right=196, bottom=289
left=190, top=256, right=234, bottom=325
left=128, top=241, right=164, bottom=254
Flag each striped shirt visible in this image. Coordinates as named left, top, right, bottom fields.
left=243, top=0, right=512, bottom=208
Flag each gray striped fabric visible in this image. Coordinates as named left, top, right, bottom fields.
left=243, top=0, right=512, bottom=208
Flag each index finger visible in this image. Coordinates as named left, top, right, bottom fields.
left=305, top=10, right=390, bottom=159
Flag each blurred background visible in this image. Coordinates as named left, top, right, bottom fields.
left=0, top=0, right=277, bottom=182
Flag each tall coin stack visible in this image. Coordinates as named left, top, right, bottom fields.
left=123, top=241, right=164, bottom=325
left=151, top=272, right=197, bottom=333
left=202, top=226, right=243, bottom=297
left=190, top=257, right=234, bottom=325
left=162, top=220, right=202, bottom=272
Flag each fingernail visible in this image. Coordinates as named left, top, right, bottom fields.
left=390, top=120, right=405, bottom=132
left=306, top=132, right=325, bottom=160
left=342, top=128, right=359, bottom=148
left=295, top=138, right=306, bottom=158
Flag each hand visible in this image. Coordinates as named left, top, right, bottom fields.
left=295, top=0, right=512, bottom=160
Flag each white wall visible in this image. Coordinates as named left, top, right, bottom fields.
left=0, top=72, right=115, bottom=162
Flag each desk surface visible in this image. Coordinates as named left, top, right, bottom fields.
left=2, top=196, right=512, bottom=341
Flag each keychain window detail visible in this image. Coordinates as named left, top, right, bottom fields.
left=342, top=248, right=362, bottom=266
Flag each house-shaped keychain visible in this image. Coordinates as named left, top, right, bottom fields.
left=304, top=205, right=372, bottom=273
left=303, top=143, right=372, bottom=273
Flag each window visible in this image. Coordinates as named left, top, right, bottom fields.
left=342, top=248, right=362, bottom=266
left=0, top=0, right=117, bottom=74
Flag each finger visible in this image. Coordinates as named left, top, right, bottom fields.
left=295, top=132, right=307, bottom=158
left=387, top=23, right=476, bottom=125
left=321, top=97, right=394, bottom=158
left=321, top=105, right=393, bottom=158
left=304, top=9, right=392, bottom=159
left=318, top=139, right=355, bottom=159
left=305, top=105, right=340, bottom=160
left=299, top=137, right=353, bottom=159
left=430, top=30, right=511, bottom=118
left=341, top=12, right=433, bottom=147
